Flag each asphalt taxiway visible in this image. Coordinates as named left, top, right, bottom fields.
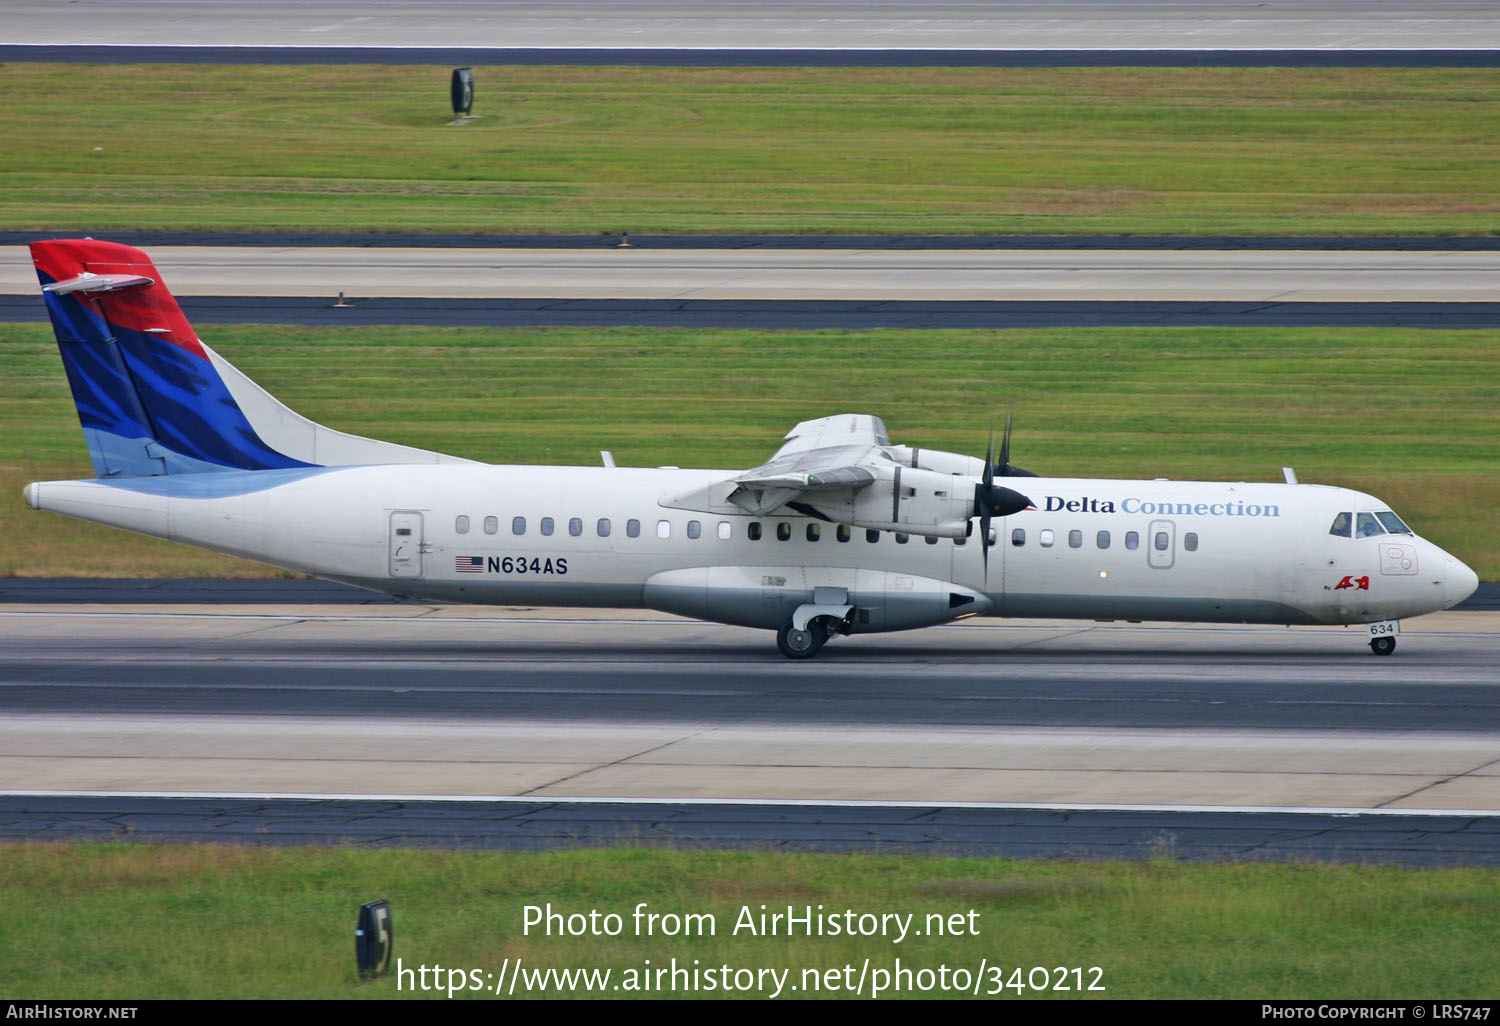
left=6, top=244, right=1498, bottom=328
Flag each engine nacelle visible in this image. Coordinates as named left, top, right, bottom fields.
left=882, top=445, right=987, bottom=478
left=803, top=465, right=975, bottom=538
left=644, top=565, right=994, bottom=632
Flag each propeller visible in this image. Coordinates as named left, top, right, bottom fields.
left=994, top=411, right=1037, bottom=478
left=974, top=421, right=1035, bottom=582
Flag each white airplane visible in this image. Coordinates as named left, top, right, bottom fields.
left=25, top=239, right=1479, bottom=658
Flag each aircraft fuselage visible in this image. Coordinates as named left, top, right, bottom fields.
left=28, top=464, right=1476, bottom=634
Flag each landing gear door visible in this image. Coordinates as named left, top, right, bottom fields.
left=389, top=511, right=424, bottom=578
left=1147, top=519, right=1175, bottom=570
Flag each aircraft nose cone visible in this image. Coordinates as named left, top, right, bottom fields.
left=1445, top=555, right=1480, bottom=609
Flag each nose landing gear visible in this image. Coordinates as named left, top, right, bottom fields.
left=1366, top=620, right=1399, bottom=656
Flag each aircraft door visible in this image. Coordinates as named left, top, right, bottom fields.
left=1147, top=519, right=1175, bottom=570
left=389, top=511, right=424, bottom=578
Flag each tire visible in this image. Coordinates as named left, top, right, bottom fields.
left=1369, top=635, right=1396, bottom=656
left=777, top=621, right=826, bottom=660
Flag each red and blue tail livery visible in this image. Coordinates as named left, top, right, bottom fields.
left=33, top=239, right=313, bottom=476
left=32, top=239, right=468, bottom=478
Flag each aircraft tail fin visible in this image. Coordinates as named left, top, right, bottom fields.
left=31, top=239, right=473, bottom=477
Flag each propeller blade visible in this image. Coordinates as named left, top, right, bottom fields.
left=983, top=424, right=996, bottom=489
left=993, top=410, right=1038, bottom=477
left=980, top=512, right=989, bottom=582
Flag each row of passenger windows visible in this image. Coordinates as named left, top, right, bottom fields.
left=455, top=514, right=922, bottom=543
left=1011, top=528, right=1199, bottom=552
left=455, top=514, right=727, bottom=540
left=455, top=514, right=1199, bottom=552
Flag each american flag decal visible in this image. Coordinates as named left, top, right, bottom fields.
left=455, top=555, right=484, bottom=573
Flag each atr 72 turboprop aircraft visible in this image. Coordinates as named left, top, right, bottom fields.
left=26, top=240, right=1479, bottom=658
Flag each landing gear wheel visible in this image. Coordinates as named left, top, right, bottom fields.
left=777, top=621, right=827, bottom=660
left=1370, top=636, right=1396, bottom=656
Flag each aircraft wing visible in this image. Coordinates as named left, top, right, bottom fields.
left=771, top=414, right=892, bottom=458
left=729, top=415, right=891, bottom=515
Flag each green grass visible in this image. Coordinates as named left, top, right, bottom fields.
left=2, top=844, right=1497, bottom=999
left=1, top=65, right=1498, bottom=235
left=3, top=321, right=1497, bottom=579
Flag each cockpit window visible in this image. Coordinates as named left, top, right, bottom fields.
left=1329, top=512, right=1352, bottom=538
left=1355, top=512, right=1386, bottom=538
left=1376, top=511, right=1412, bottom=535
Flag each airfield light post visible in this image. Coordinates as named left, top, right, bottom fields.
left=451, top=67, right=474, bottom=118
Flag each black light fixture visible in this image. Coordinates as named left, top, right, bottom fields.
left=451, top=68, right=474, bottom=118
left=356, top=899, right=393, bottom=979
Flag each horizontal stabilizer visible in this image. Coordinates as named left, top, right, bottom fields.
left=43, top=272, right=155, bottom=296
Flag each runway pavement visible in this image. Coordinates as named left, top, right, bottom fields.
left=2, top=601, right=1499, bottom=862
left=3, top=605, right=1498, bottom=809
left=4, top=1, right=1499, bottom=53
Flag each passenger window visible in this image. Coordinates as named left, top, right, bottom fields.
left=569, top=517, right=583, bottom=537
left=626, top=519, right=640, bottom=538
left=455, top=515, right=470, bottom=535
left=1184, top=532, right=1199, bottom=552
left=1329, top=512, right=1352, bottom=538
left=718, top=521, right=732, bottom=540
left=953, top=531, right=965, bottom=546
left=1068, top=529, right=1082, bottom=549
left=540, top=517, right=554, bottom=537
left=657, top=520, right=671, bottom=539
left=1125, top=531, right=1139, bottom=550
left=1154, top=531, right=1169, bottom=551
left=866, top=529, right=880, bottom=543
left=1012, top=528, right=1025, bottom=547
left=1040, top=529, right=1054, bottom=548
left=512, top=516, right=526, bottom=536
left=925, top=535, right=938, bottom=545
left=484, top=515, right=498, bottom=535
left=1376, top=511, right=1412, bottom=535
left=895, top=533, right=909, bottom=544
left=688, top=520, right=701, bottom=539
left=748, top=522, right=762, bottom=541
left=1356, top=513, right=1386, bottom=538
left=1097, top=530, right=1110, bottom=549
left=776, top=522, right=791, bottom=541
left=836, top=525, right=850, bottom=543
left=597, top=518, right=611, bottom=537
left=798, top=523, right=815, bottom=543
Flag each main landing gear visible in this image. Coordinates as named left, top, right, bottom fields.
left=776, top=616, right=844, bottom=659
left=1369, top=635, right=1396, bottom=656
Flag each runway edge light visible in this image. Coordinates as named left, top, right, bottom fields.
left=356, top=899, right=393, bottom=980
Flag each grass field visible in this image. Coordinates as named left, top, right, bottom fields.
left=2, top=843, right=1498, bottom=999
left=3, top=321, right=1496, bottom=579
left=1, top=64, right=1498, bottom=236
